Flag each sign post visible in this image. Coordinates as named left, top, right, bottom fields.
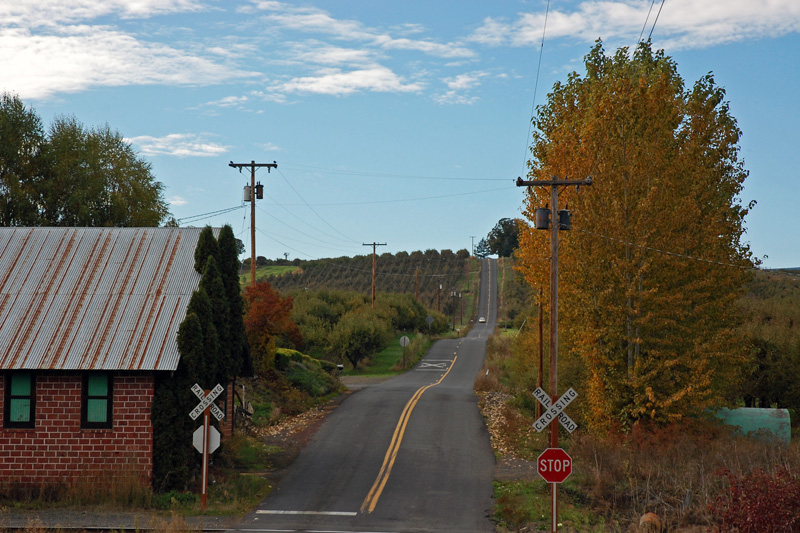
left=538, top=448, right=573, bottom=532
left=189, top=383, right=225, bottom=510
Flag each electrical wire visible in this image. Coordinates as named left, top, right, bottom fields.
left=638, top=0, right=657, bottom=43
left=647, top=0, right=667, bottom=42
left=255, top=204, right=362, bottom=253
left=278, top=161, right=507, bottom=181
left=177, top=204, right=246, bottom=224
left=259, top=185, right=514, bottom=207
left=521, top=0, right=551, bottom=178
left=276, top=168, right=360, bottom=244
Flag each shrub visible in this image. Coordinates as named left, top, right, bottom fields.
left=709, top=467, right=800, bottom=531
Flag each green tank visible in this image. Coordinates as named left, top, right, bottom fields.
left=716, top=407, right=791, bottom=444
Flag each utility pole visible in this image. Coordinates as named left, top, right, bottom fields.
left=537, top=287, right=544, bottom=419
left=516, top=175, right=591, bottom=533
left=363, top=242, right=386, bottom=308
left=451, top=290, right=457, bottom=331
left=470, top=235, right=477, bottom=257
left=230, top=160, right=277, bottom=287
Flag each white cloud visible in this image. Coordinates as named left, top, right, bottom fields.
left=433, top=91, right=480, bottom=105
left=206, top=95, right=250, bottom=108
left=168, top=195, right=188, bottom=206
left=249, top=1, right=475, bottom=59
left=0, top=25, right=256, bottom=100
left=0, top=0, right=206, bottom=28
left=287, top=41, right=377, bottom=66
left=274, top=66, right=424, bottom=96
left=258, top=142, right=282, bottom=152
left=126, top=133, right=230, bottom=157
left=443, top=71, right=489, bottom=91
left=432, top=71, right=489, bottom=105
left=469, top=0, right=800, bottom=50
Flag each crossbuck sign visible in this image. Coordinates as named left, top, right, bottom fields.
left=533, top=387, right=578, bottom=433
left=190, top=383, right=225, bottom=421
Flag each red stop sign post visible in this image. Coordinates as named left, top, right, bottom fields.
left=538, top=448, right=572, bottom=531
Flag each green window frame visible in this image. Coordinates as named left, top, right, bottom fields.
left=4, top=372, right=36, bottom=429
left=82, top=373, right=113, bottom=429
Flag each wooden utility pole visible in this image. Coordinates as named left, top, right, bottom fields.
left=516, top=175, right=591, bottom=533
left=363, top=242, right=386, bottom=307
left=229, top=160, right=277, bottom=287
left=537, top=287, right=544, bottom=419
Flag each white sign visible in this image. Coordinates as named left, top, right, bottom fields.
left=533, top=387, right=578, bottom=433
left=193, top=425, right=221, bottom=454
left=189, top=383, right=225, bottom=421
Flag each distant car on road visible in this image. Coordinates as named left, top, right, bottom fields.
left=478, top=316, right=486, bottom=323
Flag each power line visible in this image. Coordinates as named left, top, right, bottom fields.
left=276, top=168, right=359, bottom=244
left=259, top=185, right=514, bottom=207
left=647, top=0, right=667, bottom=42
left=177, top=204, right=245, bottom=224
left=279, top=161, right=508, bottom=181
left=522, top=0, right=551, bottom=177
left=638, top=0, right=657, bottom=43
left=256, top=202, right=356, bottom=248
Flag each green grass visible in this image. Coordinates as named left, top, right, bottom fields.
left=493, top=480, right=613, bottom=532
left=239, top=265, right=298, bottom=286
left=342, top=333, right=431, bottom=376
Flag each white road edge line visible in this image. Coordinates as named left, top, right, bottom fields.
left=255, top=510, right=358, bottom=516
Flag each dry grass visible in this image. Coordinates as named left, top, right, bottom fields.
left=478, top=327, right=800, bottom=530
left=569, top=420, right=800, bottom=528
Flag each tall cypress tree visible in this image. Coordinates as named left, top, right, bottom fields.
left=151, top=313, right=204, bottom=490
left=218, top=225, right=250, bottom=376
left=200, top=255, right=233, bottom=384
left=194, top=225, right=219, bottom=274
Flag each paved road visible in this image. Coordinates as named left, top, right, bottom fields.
left=233, top=258, right=499, bottom=533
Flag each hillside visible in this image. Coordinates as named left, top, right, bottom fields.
left=242, top=249, right=476, bottom=314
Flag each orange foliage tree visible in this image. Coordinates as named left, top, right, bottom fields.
left=516, top=41, right=755, bottom=430
left=243, top=281, right=304, bottom=374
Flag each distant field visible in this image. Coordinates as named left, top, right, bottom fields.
left=238, top=265, right=299, bottom=285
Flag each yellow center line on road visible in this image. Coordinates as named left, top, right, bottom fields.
left=360, top=353, right=459, bottom=514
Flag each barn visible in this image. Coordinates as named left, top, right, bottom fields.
left=0, top=226, right=233, bottom=489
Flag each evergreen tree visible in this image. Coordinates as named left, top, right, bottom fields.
left=218, top=225, right=250, bottom=376
left=151, top=313, right=204, bottom=490
left=194, top=225, right=219, bottom=274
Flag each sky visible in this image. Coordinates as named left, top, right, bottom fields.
left=2, top=0, right=799, bottom=268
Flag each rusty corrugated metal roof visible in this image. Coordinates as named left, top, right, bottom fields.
left=0, top=227, right=209, bottom=371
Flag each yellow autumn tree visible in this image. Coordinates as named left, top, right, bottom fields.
left=516, top=41, right=755, bottom=431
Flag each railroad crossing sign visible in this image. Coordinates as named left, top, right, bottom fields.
left=188, top=383, right=225, bottom=510
left=538, top=448, right=572, bottom=484
left=190, top=383, right=225, bottom=421
left=532, top=387, right=578, bottom=433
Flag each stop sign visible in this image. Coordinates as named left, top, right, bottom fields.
left=537, top=448, right=572, bottom=483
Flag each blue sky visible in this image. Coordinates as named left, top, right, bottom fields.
left=2, top=0, right=798, bottom=268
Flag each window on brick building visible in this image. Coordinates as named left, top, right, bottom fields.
left=4, top=372, right=36, bottom=428
left=82, top=373, right=113, bottom=429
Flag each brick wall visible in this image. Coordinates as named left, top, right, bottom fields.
left=0, top=372, right=153, bottom=487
